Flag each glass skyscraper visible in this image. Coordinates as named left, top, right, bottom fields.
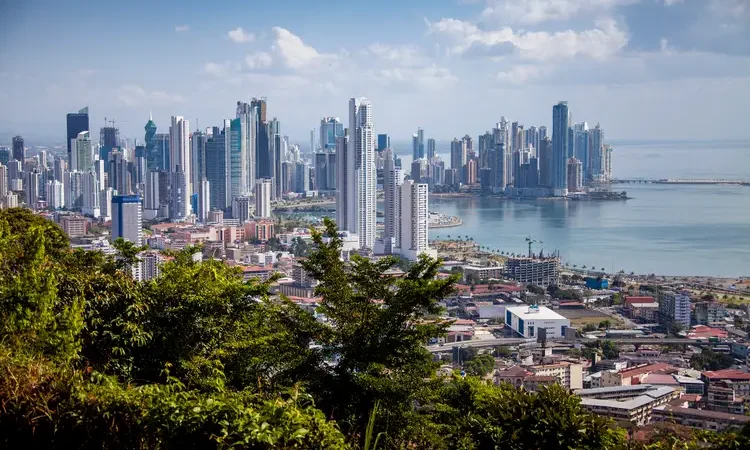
left=205, top=123, right=228, bottom=211
left=552, top=101, right=569, bottom=194
left=67, top=107, right=89, bottom=157
left=320, top=117, right=344, bottom=150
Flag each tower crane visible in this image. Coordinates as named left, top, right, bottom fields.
left=525, top=236, right=542, bottom=258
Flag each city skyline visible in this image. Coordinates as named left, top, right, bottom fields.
left=2, top=0, right=749, bottom=143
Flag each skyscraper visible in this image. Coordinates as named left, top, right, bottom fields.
left=111, top=195, right=143, bottom=246
left=12, top=136, right=24, bottom=162
left=552, top=101, right=570, bottom=195
left=320, top=117, right=344, bottom=150
left=396, top=179, right=432, bottom=261
left=198, top=178, right=210, bottom=222
left=70, top=131, right=92, bottom=172
left=0, top=164, right=7, bottom=199
left=66, top=106, right=89, bottom=157
left=99, top=126, right=119, bottom=161
left=144, top=112, right=157, bottom=169
left=450, top=138, right=467, bottom=175
left=573, top=122, right=589, bottom=180
left=336, top=97, right=376, bottom=249
left=254, top=178, right=272, bottom=218
left=427, top=138, right=436, bottom=160
left=0, top=147, right=10, bottom=166
left=412, top=128, right=425, bottom=160
left=191, top=130, right=206, bottom=196
left=82, top=169, right=100, bottom=218
left=25, top=170, right=41, bottom=207
left=538, top=137, right=553, bottom=188
left=108, top=150, right=130, bottom=195
left=229, top=118, right=244, bottom=200
left=45, top=180, right=65, bottom=209
left=567, top=157, right=583, bottom=193
left=383, top=148, right=401, bottom=253
left=65, top=171, right=84, bottom=209
left=169, top=116, right=191, bottom=217
left=236, top=101, right=257, bottom=191
left=589, top=123, right=604, bottom=181
left=205, top=122, right=229, bottom=212
left=377, top=134, right=390, bottom=152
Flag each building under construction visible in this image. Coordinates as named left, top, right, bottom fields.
left=504, top=256, right=560, bottom=287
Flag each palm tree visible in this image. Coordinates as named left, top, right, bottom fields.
left=582, top=265, right=587, bottom=269
left=573, top=264, right=578, bottom=269
left=601, top=267, right=605, bottom=272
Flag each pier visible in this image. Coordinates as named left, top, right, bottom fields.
left=612, top=178, right=750, bottom=185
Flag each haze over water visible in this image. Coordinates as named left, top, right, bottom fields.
left=414, top=141, right=750, bottom=277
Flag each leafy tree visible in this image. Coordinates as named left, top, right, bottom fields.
left=690, top=348, right=734, bottom=371
left=582, top=323, right=598, bottom=333
left=463, top=353, right=495, bottom=377
left=526, top=284, right=545, bottom=295
left=598, top=320, right=612, bottom=330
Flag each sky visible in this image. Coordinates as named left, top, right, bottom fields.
left=1, top=0, right=749, bottom=147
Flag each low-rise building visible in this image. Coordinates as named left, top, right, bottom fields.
left=701, top=369, right=750, bottom=414
left=463, top=265, right=504, bottom=282
left=600, top=363, right=677, bottom=387
left=627, top=302, right=660, bottom=322
left=575, top=384, right=679, bottom=425
left=652, top=402, right=750, bottom=432
left=505, top=305, right=570, bottom=339
left=528, top=362, right=583, bottom=390
left=59, top=214, right=88, bottom=237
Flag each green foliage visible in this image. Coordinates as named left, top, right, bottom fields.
left=582, top=323, right=598, bottom=332
left=463, top=353, right=495, bottom=377
left=526, top=284, right=545, bottom=295
left=690, top=348, right=734, bottom=371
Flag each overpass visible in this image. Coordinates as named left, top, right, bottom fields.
left=588, top=338, right=728, bottom=346
left=612, top=178, right=749, bottom=185
left=427, top=337, right=537, bottom=353
left=428, top=337, right=728, bottom=354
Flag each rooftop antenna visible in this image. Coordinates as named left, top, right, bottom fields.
left=149, top=110, right=153, bottom=121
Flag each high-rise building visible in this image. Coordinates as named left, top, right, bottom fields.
left=169, top=116, right=191, bottom=217
left=100, top=187, right=114, bottom=220
left=144, top=112, right=157, bottom=168
left=320, top=117, right=344, bottom=150
left=589, top=123, right=604, bottom=181
left=567, top=157, right=583, bottom=193
left=294, top=161, right=310, bottom=193
left=660, top=291, right=691, bottom=329
left=143, top=170, right=160, bottom=211
left=236, top=101, right=257, bottom=192
left=552, top=101, right=570, bottom=196
left=205, top=122, right=229, bottom=212
left=198, top=178, right=210, bottom=222
left=412, top=128, right=425, bottom=160
left=0, top=147, right=10, bottom=166
left=539, top=137, right=553, bottom=188
left=232, top=195, right=252, bottom=223
left=191, top=130, right=206, bottom=196
left=45, top=180, right=65, bottom=209
left=0, top=163, right=7, bottom=199
left=99, top=126, right=119, bottom=161
left=270, top=122, right=284, bottom=199
left=82, top=170, right=100, bottom=217
left=314, top=152, right=329, bottom=191
left=427, top=138, right=436, bottom=160
left=450, top=138, right=467, bottom=175
left=251, top=97, right=267, bottom=123
left=337, top=97, right=376, bottom=249
left=228, top=118, right=245, bottom=200
left=66, top=106, right=89, bottom=157
left=108, top=150, right=130, bottom=195
left=70, top=131, right=92, bottom=172
left=12, top=136, right=25, bottom=162
left=377, top=134, right=390, bottom=152
left=573, top=123, right=589, bottom=180
left=465, top=159, right=477, bottom=185
left=254, top=178, right=272, bottom=218
left=111, top=195, right=143, bottom=246
left=169, top=171, right=188, bottom=221
left=382, top=149, right=401, bottom=253
left=396, top=179, right=433, bottom=261
left=65, top=170, right=84, bottom=209
left=38, top=150, right=48, bottom=170
left=25, top=170, right=41, bottom=207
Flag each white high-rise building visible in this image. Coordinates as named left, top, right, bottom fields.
left=0, top=163, right=7, bottom=199
left=25, top=171, right=41, bottom=208
left=100, top=187, right=114, bottom=221
left=64, top=170, right=84, bottom=209
left=236, top=102, right=256, bottom=194
left=82, top=170, right=101, bottom=218
left=382, top=149, right=401, bottom=253
left=140, top=251, right=162, bottom=281
left=396, top=180, right=435, bottom=261
left=94, top=159, right=106, bottom=191
left=45, top=180, right=65, bottom=209
left=169, top=171, right=188, bottom=221
left=111, top=195, right=143, bottom=246
left=70, top=131, right=92, bottom=172
left=336, top=97, right=376, bottom=249
left=254, top=178, right=272, bottom=218
left=169, top=116, right=191, bottom=217
left=144, top=171, right=160, bottom=211
left=198, top=178, right=210, bottom=223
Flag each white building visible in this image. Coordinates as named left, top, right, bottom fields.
left=140, top=251, right=162, bottom=282
left=254, top=178, right=272, bottom=218
left=144, top=170, right=160, bottom=211
left=336, top=97, right=376, bottom=250
left=70, top=131, right=92, bottom=172
left=81, top=170, right=100, bottom=218
left=111, top=195, right=143, bottom=247
left=64, top=170, right=84, bottom=209
left=505, top=305, right=570, bottom=339
left=396, top=179, right=435, bottom=260
left=169, top=171, right=188, bottom=221
left=198, top=178, right=210, bottom=223
left=382, top=149, right=401, bottom=254
left=169, top=116, right=191, bottom=217
left=45, top=180, right=65, bottom=209
left=0, top=163, right=8, bottom=199
left=100, top=187, right=114, bottom=221
left=25, top=171, right=41, bottom=208
left=660, top=291, right=691, bottom=329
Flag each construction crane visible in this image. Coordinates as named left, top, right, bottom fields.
left=525, top=236, right=542, bottom=258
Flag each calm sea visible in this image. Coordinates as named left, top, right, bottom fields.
left=397, top=140, right=750, bottom=277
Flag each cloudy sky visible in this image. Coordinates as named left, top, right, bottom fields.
left=1, top=0, right=749, bottom=146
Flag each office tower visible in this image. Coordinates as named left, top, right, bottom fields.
left=25, top=170, right=41, bottom=207
left=169, top=171, right=188, bottom=221
left=251, top=97, right=267, bottom=123
left=150, top=133, right=170, bottom=172
left=538, top=137, right=553, bottom=188
left=465, top=159, right=477, bottom=185
left=70, top=131, right=92, bottom=172
left=0, top=164, right=7, bottom=199
left=568, top=127, right=575, bottom=160
left=478, top=131, right=492, bottom=168
left=336, top=98, right=376, bottom=249
left=107, top=150, right=130, bottom=195
left=205, top=122, right=229, bottom=212
left=236, top=101, right=257, bottom=191
left=12, top=136, right=25, bottom=162
left=99, top=126, right=119, bottom=161
left=64, top=171, right=84, bottom=208
left=67, top=106, right=89, bottom=157
left=133, top=145, right=146, bottom=189
left=190, top=130, right=206, bottom=195
left=326, top=152, right=336, bottom=191
left=427, top=138, right=436, bottom=160
left=314, top=152, right=329, bottom=190
left=383, top=149, right=402, bottom=251
left=320, top=117, right=344, bottom=150
left=567, top=157, right=583, bottom=193
left=82, top=170, right=100, bottom=217
left=144, top=112, right=157, bottom=167
left=198, top=178, right=210, bottom=222
left=377, top=134, right=390, bottom=152
left=450, top=138, right=467, bottom=175
left=99, top=187, right=114, bottom=220
left=111, top=195, right=143, bottom=246
left=144, top=170, right=160, bottom=211
left=169, top=116, right=191, bottom=217
left=552, top=101, right=570, bottom=196
left=294, top=161, right=309, bottom=193
left=38, top=150, right=48, bottom=170
left=397, top=179, right=429, bottom=260
left=0, top=147, right=10, bottom=165
left=589, top=123, right=604, bottom=181
left=271, top=123, right=284, bottom=199
left=412, top=128, right=424, bottom=160
left=232, top=196, right=252, bottom=222
left=254, top=178, right=272, bottom=218
left=227, top=117, right=244, bottom=201
left=45, top=180, right=64, bottom=209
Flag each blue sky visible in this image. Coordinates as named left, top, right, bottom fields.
left=1, top=0, right=749, bottom=146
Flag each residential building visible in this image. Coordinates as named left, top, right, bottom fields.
left=169, top=116, right=191, bottom=218
left=0, top=163, right=7, bottom=199
left=45, top=180, right=64, bottom=209
left=70, top=130, right=92, bottom=172
left=81, top=170, right=100, bottom=218
left=25, top=170, right=41, bottom=207
left=382, top=149, right=401, bottom=254
left=198, top=178, right=210, bottom=223
left=694, top=302, right=726, bottom=326
left=552, top=102, right=569, bottom=196
left=660, top=291, right=691, bottom=329
left=567, top=157, right=583, bottom=193
left=205, top=123, right=229, bottom=211
left=254, top=178, right=272, bottom=218
left=701, top=369, right=750, bottom=414
left=427, top=137, right=436, bottom=160
left=319, top=117, right=344, bottom=150
left=600, top=363, right=676, bottom=387
left=450, top=137, right=467, bottom=179
left=140, top=251, right=162, bottom=282
left=111, top=195, right=143, bottom=246
left=529, top=362, right=583, bottom=390
left=652, top=403, right=750, bottom=432
left=377, top=133, right=390, bottom=152
left=505, top=305, right=570, bottom=339
left=59, top=215, right=88, bottom=238
left=396, top=179, right=435, bottom=260
left=66, top=107, right=89, bottom=157
left=575, top=384, right=678, bottom=425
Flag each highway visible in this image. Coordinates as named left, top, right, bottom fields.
left=427, top=336, right=728, bottom=353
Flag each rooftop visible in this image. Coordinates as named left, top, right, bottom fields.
left=703, top=369, right=750, bottom=381
left=506, top=305, right=567, bottom=321
left=625, top=296, right=655, bottom=304
left=654, top=405, right=750, bottom=423
left=619, top=363, right=675, bottom=378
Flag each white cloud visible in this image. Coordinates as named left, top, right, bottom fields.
left=496, top=65, right=544, bottom=84
left=175, top=25, right=189, bottom=32
left=659, top=38, right=675, bottom=53
left=271, top=27, right=337, bottom=70
left=116, top=84, right=185, bottom=107
left=427, top=17, right=628, bottom=61
left=367, top=43, right=429, bottom=67
left=663, top=0, right=683, bottom=5
left=372, top=64, right=458, bottom=91
left=228, top=27, right=255, bottom=43
left=479, top=0, right=638, bottom=25
left=244, top=52, right=273, bottom=69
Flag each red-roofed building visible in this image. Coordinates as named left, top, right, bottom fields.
left=602, top=363, right=677, bottom=387
left=701, top=369, right=750, bottom=414
left=687, top=325, right=727, bottom=340
left=625, top=296, right=655, bottom=306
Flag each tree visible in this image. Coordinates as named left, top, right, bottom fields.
left=690, top=348, right=734, bottom=371
left=598, top=320, right=611, bottom=330
left=464, top=353, right=495, bottom=377
left=582, top=323, right=598, bottom=333
left=526, top=284, right=545, bottom=295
